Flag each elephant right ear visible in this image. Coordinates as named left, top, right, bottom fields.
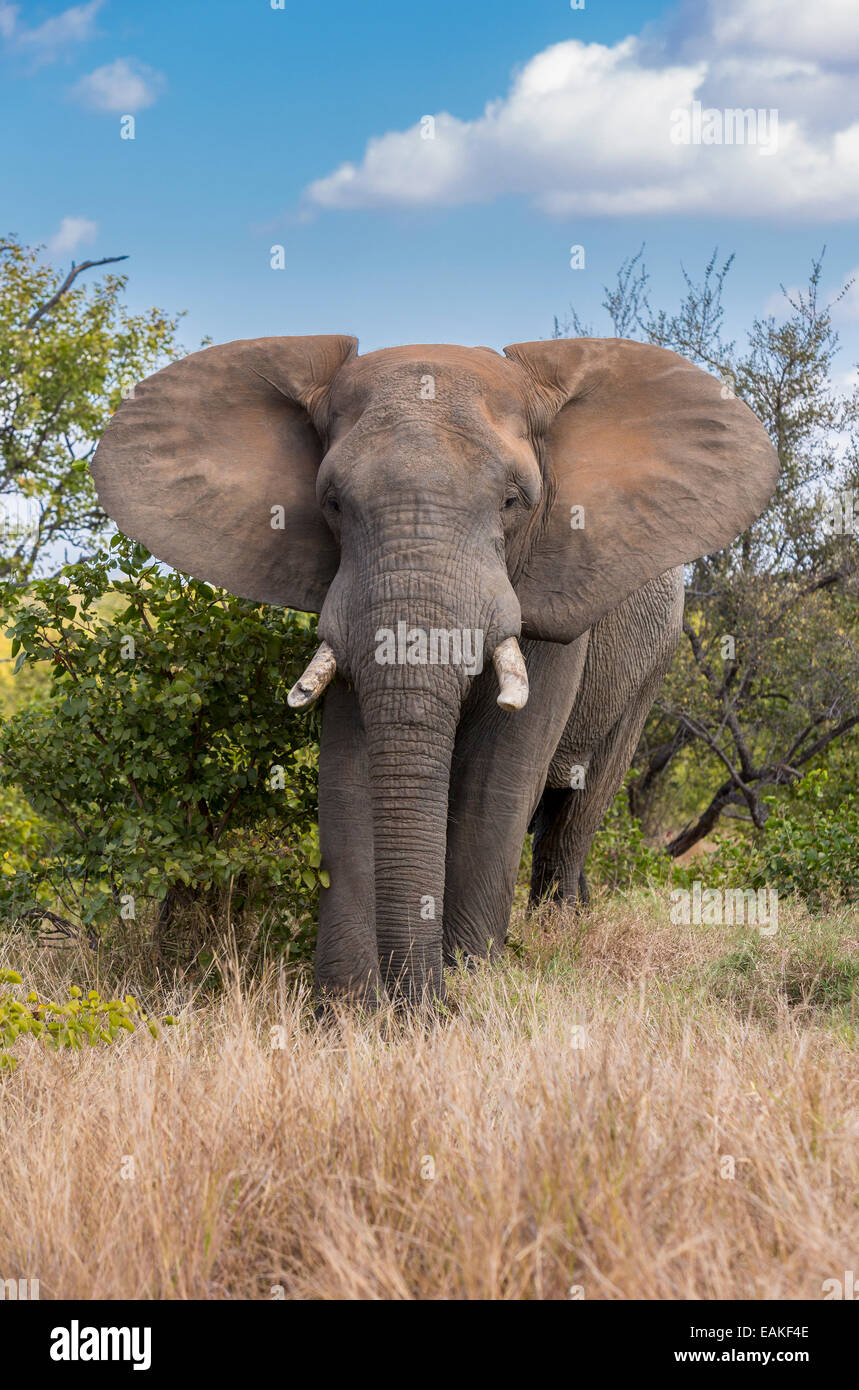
left=91, top=334, right=358, bottom=611
left=504, top=337, right=779, bottom=643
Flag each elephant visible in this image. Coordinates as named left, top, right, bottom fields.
left=91, top=334, right=778, bottom=1006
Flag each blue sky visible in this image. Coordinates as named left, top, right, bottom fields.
left=2, top=0, right=858, bottom=376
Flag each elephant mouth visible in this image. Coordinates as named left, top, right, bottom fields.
left=288, top=635, right=530, bottom=712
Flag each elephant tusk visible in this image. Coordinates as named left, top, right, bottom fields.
left=493, top=636, right=529, bottom=712
left=288, top=642, right=337, bottom=708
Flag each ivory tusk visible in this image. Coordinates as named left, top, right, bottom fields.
left=493, top=636, right=529, bottom=712
left=288, top=642, right=337, bottom=708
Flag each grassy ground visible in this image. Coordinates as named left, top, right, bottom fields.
left=0, top=890, right=856, bottom=1300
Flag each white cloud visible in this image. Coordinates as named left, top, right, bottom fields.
left=707, top=0, right=859, bottom=64
left=72, top=56, right=166, bottom=113
left=2, top=6, right=165, bottom=112
left=306, top=41, right=712, bottom=215
left=303, top=0, right=859, bottom=221
left=46, top=216, right=98, bottom=256
left=0, top=1, right=102, bottom=62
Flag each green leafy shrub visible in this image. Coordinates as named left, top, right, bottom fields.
left=586, top=780, right=674, bottom=891
left=0, top=967, right=173, bottom=1071
left=0, top=784, right=47, bottom=880
left=707, top=769, right=859, bottom=908
left=0, top=536, right=325, bottom=956
left=589, top=768, right=858, bottom=914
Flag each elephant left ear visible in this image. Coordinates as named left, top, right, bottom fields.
left=91, top=334, right=357, bottom=612
left=503, top=338, right=779, bottom=642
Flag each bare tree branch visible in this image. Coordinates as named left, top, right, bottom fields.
left=25, top=255, right=129, bottom=330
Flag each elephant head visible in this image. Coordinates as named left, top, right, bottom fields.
left=92, top=334, right=778, bottom=1002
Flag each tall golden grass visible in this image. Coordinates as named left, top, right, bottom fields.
left=0, top=892, right=856, bottom=1300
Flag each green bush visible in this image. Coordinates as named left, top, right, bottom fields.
left=0, top=784, right=46, bottom=879
left=586, top=780, right=674, bottom=891
left=707, top=769, right=859, bottom=908
left=0, top=967, right=172, bottom=1071
left=0, top=536, right=324, bottom=953
left=589, top=769, right=858, bottom=913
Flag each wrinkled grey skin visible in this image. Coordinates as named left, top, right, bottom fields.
left=317, top=568, right=684, bottom=1004
left=91, top=335, right=779, bottom=1008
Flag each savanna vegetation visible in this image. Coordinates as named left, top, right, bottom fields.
left=0, top=236, right=856, bottom=1299
left=0, top=894, right=856, bottom=1298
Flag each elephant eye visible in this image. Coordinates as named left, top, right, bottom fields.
left=503, top=493, right=518, bottom=509
left=326, top=495, right=340, bottom=514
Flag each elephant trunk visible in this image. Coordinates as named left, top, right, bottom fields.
left=361, top=682, right=459, bottom=1003
left=318, top=524, right=524, bottom=1005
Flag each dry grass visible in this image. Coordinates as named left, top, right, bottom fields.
left=0, top=891, right=857, bottom=1300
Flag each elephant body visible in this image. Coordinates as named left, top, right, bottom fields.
left=92, top=336, right=778, bottom=1006
left=445, top=565, right=685, bottom=959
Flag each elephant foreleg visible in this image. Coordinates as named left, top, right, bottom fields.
left=442, top=634, right=589, bottom=964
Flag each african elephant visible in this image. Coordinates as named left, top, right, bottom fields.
left=92, top=335, right=778, bottom=1005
